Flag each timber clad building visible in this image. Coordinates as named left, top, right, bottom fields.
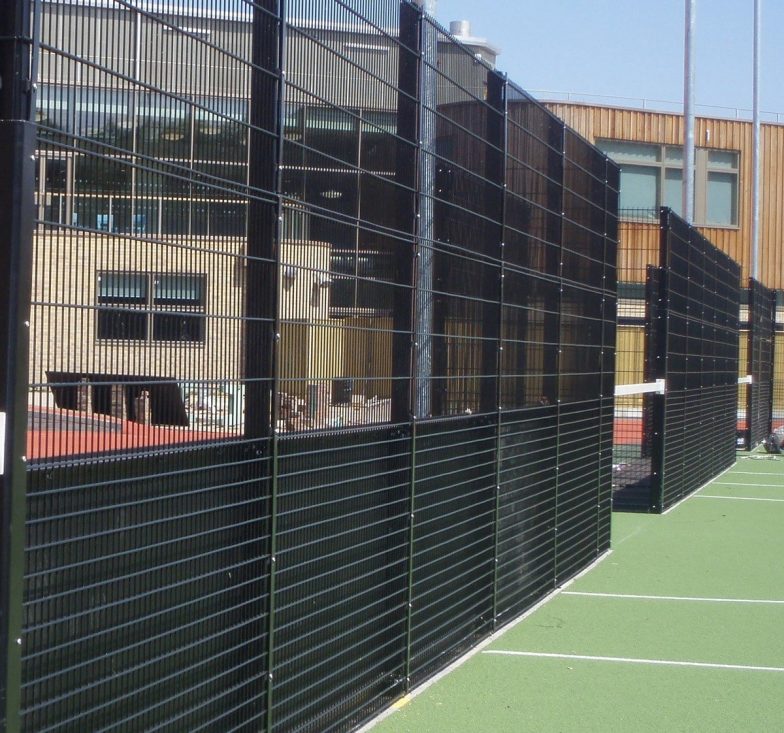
left=546, top=101, right=784, bottom=289
left=546, top=101, right=784, bottom=401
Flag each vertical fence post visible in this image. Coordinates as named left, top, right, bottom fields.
left=550, top=120, right=566, bottom=585
left=391, top=0, right=419, bottom=424
left=650, top=209, right=671, bottom=511
left=247, top=0, right=283, bottom=729
left=487, top=71, right=507, bottom=630
left=413, top=6, right=436, bottom=419
left=0, top=0, right=35, bottom=727
left=599, top=156, right=618, bottom=548
left=265, top=2, right=286, bottom=730
left=747, top=278, right=755, bottom=449
left=400, top=0, right=423, bottom=692
left=404, top=421, right=417, bottom=691
left=246, top=0, right=282, bottom=442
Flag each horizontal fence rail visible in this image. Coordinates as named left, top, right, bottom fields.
left=1, top=1, right=618, bottom=730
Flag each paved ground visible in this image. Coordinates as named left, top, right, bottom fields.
left=368, top=451, right=784, bottom=732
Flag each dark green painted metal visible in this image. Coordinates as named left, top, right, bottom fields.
left=404, top=422, right=417, bottom=691
left=0, top=119, right=35, bottom=733
left=0, top=1, right=35, bottom=727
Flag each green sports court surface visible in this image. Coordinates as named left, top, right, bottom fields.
left=366, top=452, right=784, bottom=733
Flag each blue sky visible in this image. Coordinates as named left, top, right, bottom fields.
left=435, top=0, right=783, bottom=118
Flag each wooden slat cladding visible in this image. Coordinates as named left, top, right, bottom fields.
left=545, top=102, right=784, bottom=291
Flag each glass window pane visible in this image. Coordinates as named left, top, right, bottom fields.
left=707, top=150, right=738, bottom=170
left=706, top=172, right=737, bottom=226
left=619, top=165, right=659, bottom=210
left=663, top=168, right=683, bottom=216
left=152, top=314, right=204, bottom=342
left=97, top=311, right=148, bottom=340
left=98, top=273, right=147, bottom=303
left=154, top=275, right=204, bottom=305
left=597, top=140, right=660, bottom=163
left=664, top=147, right=683, bottom=164
left=45, top=159, right=68, bottom=192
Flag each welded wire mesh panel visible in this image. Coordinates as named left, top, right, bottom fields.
left=746, top=278, right=775, bottom=448
left=598, top=163, right=618, bottom=542
left=496, top=407, right=558, bottom=622
left=413, top=17, right=504, bottom=419
left=23, top=446, right=270, bottom=731
left=501, top=87, right=562, bottom=412
left=556, top=130, right=613, bottom=576
left=31, top=0, right=279, bottom=454
left=658, top=209, right=740, bottom=511
left=775, top=312, right=784, bottom=433
left=272, top=428, right=410, bottom=732
left=497, top=86, right=617, bottom=603
left=495, top=89, right=561, bottom=618
left=25, top=0, right=280, bottom=729
left=612, top=212, right=663, bottom=510
left=409, top=418, right=496, bottom=683
left=278, top=0, right=418, bottom=429
left=11, top=1, right=622, bottom=728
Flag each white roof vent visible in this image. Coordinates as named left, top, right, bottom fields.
left=450, top=20, right=471, bottom=38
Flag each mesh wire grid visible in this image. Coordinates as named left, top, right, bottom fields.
left=2, top=1, right=619, bottom=730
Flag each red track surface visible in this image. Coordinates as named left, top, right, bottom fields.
left=24, top=409, right=772, bottom=459
left=27, top=407, right=226, bottom=460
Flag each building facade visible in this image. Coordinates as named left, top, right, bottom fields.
left=32, top=1, right=501, bottom=434
left=545, top=101, right=784, bottom=290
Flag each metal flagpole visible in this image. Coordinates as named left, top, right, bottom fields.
left=752, top=0, right=761, bottom=281
left=683, top=0, right=696, bottom=224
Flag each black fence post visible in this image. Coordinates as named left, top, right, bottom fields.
left=599, top=157, right=619, bottom=547
left=649, top=208, right=671, bottom=511
left=0, top=0, right=34, bottom=727
left=391, top=0, right=419, bottom=425
left=400, top=0, right=422, bottom=692
left=246, top=0, right=282, bottom=442
left=247, top=2, right=285, bottom=730
left=550, top=120, right=565, bottom=585
left=746, top=278, right=776, bottom=449
left=486, top=70, right=507, bottom=630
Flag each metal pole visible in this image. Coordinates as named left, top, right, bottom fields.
left=0, top=0, right=36, bottom=726
left=683, top=0, right=696, bottom=223
left=414, top=0, right=436, bottom=418
left=752, top=0, right=761, bottom=281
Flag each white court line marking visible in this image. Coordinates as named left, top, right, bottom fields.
left=562, top=591, right=784, bottom=605
left=695, top=495, right=784, bottom=503
left=663, top=462, right=736, bottom=515
left=482, top=650, right=784, bottom=673
left=356, top=551, right=612, bottom=732
left=712, top=481, right=784, bottom=488
left=725, top=472, right=784, bottom=478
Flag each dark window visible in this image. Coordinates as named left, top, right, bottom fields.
left=329, top=250, right=394, bottom=314
left=97, top=272, right=206, bottom=343
left=97, top=273, right=149, bottom=340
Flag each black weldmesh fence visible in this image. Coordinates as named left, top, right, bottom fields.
left=612, top=211, right=661, bottom=510
left=612, top=210, right=742, bottom=512
left=3, top=1, right=616, bottom=730
left=655, top=209, right=740, bottom=512
left=775, top=309, right=784, bottom=433
left=745, top=278, right=775, bottom=448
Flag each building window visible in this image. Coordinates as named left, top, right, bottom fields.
left=597, top=140, right=739, bottom=227
left=97, top=272, right=206, bottom=342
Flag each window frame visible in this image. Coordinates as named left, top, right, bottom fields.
left=96, top=271, right=207, bottom=344
left=597, top=139, right=740, bottom=228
